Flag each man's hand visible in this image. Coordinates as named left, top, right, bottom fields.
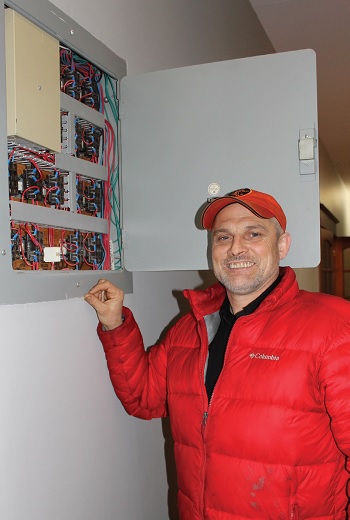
left=84, top=279, right=124, bottom=331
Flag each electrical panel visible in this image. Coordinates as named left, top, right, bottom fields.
left=0, top=1, right=132, bottom=303
left=6, top=8, right=122, bottom=272
left=0, top=0, right=319, bottom=305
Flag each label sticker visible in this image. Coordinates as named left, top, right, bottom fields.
left=208, top=183, right=220, bottom=196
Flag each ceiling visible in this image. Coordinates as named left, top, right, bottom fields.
left=249, top=0, right=350, bottom=190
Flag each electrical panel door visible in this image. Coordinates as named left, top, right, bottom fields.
left=120, top=50, right=319, bottom=271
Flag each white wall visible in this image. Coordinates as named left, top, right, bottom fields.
left=0, top=2, right=275, bottom=520
left=51, top=0, right=274, bottom=75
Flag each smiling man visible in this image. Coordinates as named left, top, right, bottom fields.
left=207, top=192, right=291, bottom=313
left=85, top=188, right=350, bottom=519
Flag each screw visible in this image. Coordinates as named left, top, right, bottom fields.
left=76, top=282, right=81, bottom=287
left=1, top=249, right=6, bottom=256
left=70, top=29, right=74, bottom=35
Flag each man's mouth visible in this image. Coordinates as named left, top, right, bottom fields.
left=226, top=261, right=255, bottom=269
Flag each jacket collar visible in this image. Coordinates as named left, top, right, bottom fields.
left=183, top=266, right=298, bottom=320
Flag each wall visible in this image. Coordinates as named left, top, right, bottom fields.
left=0, top=2, right=274, bottom=520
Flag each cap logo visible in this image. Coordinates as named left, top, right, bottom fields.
left=227, top=188, right=251, bottom=198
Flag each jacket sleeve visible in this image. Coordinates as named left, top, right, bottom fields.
left=97, top=306, right=169, bottom=420
left=319, top=322, right=350, bottom=457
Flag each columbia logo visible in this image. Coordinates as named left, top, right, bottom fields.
left=250, top=353, right=280, bottom=361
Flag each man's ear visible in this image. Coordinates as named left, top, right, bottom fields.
left=278, top=232, right=292, bottom=260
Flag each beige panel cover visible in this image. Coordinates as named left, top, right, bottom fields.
left=5, top=8, right=60, bottom=151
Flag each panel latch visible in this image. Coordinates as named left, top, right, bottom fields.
left=298, top=127, right=317, bottom=178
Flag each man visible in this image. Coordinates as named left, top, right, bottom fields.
left=85, top=188, right=350, bottom=519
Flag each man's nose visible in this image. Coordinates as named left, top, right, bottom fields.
left=229, top=235, right=246, bottom=256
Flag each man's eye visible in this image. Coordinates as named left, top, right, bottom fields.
left=217, top=235, right=230, bottom=241
left=248, top=232, right=261, bottom=239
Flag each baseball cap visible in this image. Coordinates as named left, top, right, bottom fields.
left=201, top=188, right=287, bottom=231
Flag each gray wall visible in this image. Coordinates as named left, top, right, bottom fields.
left=0, top=2, right=274, bottom=519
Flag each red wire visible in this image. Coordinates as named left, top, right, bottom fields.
left=44, top=185, right=59, bottom=206
left=21, top=186, right=41, bottom=203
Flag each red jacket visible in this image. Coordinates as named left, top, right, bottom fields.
left=98, top=267, right=350, bottom=519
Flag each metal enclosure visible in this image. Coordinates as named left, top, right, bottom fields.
left=121, top=50, right=319, bottom=271
left=0, top=0, right=132, bottom=304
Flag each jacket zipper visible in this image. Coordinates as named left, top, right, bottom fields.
left=200, top=351, right=224, bottom=517
left=290, top=501, right=298, bottom=519
left=198, top=314, right=212, bottom=519
left=202, top=411, right=209, bottom=428
left=198, top=314, right=240, bottom=517
left=200, top=404, right=210, bottom=517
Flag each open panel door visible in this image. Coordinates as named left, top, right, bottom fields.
left=121, top=49, right=319, bottom=271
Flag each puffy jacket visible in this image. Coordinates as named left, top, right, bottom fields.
left=98, top=267, right=350, bottom=519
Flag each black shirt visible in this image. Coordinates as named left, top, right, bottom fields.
left=205, top=275, right=281, bottom=400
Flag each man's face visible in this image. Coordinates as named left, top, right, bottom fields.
left=211, top=203, right=290, bottom=300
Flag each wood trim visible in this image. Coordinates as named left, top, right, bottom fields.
left=320, top=203, right=339, bottom=224
left=333, top=236, right=350, bottom=297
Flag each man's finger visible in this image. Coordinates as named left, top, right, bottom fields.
left=84, top=292, right=104, bottom=311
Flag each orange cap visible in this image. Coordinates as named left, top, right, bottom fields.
left=201, top=188, right=287, bottom=231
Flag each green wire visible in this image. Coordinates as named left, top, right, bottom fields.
left=103, top=73, right=122, bottom=269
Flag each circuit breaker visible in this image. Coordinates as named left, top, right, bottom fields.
left=0, top=0, right=320, bottom=304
